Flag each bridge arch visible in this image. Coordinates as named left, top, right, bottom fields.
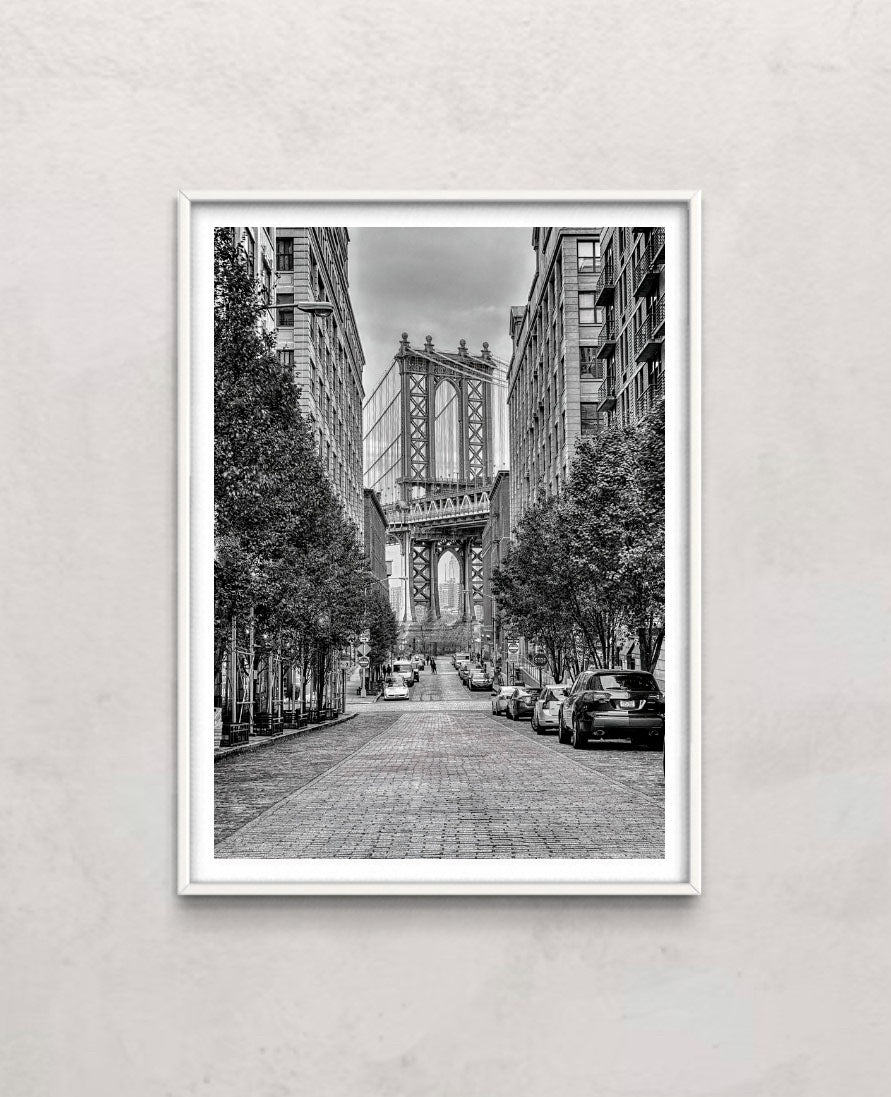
left=433, top=377, right=461, bottom=483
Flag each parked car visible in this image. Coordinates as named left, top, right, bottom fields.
left=467, top=668, right=493, bottom=691
left=531, top=684, right=569, bottom=734
left=453, top=651, right=471, bottom=670
left=491, top=686, right=519, bottom=715
left=392, top=659, right=417, bottom=685
left=558, top=669, right=664, bottom=750
left=458, top=661, right=478, bottom=684
left=382, top=675, right=410, bottom=701
left=506, top=686, right=541, bottom=720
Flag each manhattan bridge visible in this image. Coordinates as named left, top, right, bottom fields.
left=363, top=332, right=508, bottom=640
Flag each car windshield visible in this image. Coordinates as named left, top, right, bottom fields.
left=384, top=678, right=402, bottom=687
left=597, top=673, right=657, bottom=692
left=499, top=687, right=517, bottom=696
left=519, top=688, right=540, bottom=698
left=549, top=687, right=568, bottom=699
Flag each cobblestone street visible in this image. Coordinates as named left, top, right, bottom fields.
left=214, top=666, right=664, bottom=859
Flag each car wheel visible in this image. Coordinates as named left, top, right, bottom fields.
left=571, top=717, right=586, bottom=750
left=557, top=713, right=567, bottom=744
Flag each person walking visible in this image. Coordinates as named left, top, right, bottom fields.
left=430, top=657, right=437, bottom=674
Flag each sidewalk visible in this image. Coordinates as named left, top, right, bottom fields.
left=214, top=712, right=357, bottom=763
left=345, top=666, right=381, bottom=708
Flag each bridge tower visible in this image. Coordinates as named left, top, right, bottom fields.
left=365, top=333, right=499, bottom=631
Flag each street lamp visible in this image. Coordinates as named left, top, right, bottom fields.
left=264, top=299, right=335, bottom=318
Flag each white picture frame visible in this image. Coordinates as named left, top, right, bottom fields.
left=178, top=192, right=701, bottom=896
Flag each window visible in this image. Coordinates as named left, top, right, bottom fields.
left=276, top=293, right=294, bottom=327
left=595, top=306, right=605, bottom=324
left=261, top=259, right=272, bottom=302
left=579, top=346, right=604, bottom=379
left=579, top=293, right=596, bottom=325
left=242, top=230, right=255, bottom=275
left=276, top=235, right=294, bottom=271
left=577, top=240, right=596, bottom=273
left=580, top=402, right=601, bottom=436
left=278, top=349, right=294, bottom=369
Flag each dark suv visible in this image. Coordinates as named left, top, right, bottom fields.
left=558, top=669, right=664, bottom=750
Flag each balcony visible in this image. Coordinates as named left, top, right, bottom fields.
left=632, top=228, right=665, bottom=297
left=595, top=320, right=618, bottom=358
left=634, top=297, right=665, bottom=362
left=635, top=374, right=665, bottom=418
left=593, top=259, right=617, bottom=306
left=597, top=381, right=617, bottom=412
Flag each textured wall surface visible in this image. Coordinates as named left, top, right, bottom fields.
left=2, top=2, right=890, bottom=1094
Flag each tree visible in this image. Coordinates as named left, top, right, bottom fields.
left=214, top=228, right=368, bottom=715
left=492, top=492, right=582, bottom=682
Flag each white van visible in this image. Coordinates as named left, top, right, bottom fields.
left=453, top=651, right=471, bottom=669
left=393, top=658, right=417, bottom=685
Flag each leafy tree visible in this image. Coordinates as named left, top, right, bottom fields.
left=214, top=228, right=368, bottom=713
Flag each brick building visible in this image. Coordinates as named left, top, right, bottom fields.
left=594, top=227, right=665, bottom=427
left=506, top=228, right=606, bottom=526
left=480, top=469, right=510, bottom=664
left=274, top=227, right=365, bottom=534
left=363, top=488, right=388, bottom=590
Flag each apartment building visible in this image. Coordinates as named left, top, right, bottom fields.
left=233, top=226, right=276, bottom=335
left=363, top=488, right=389, bottom=589
left=480, top=469, right=510, bottom=663
left=506, top=228, right=607, bottom=525
left=594, top=227, right=665, bottom=427
left=274, top=227, right=366, bottom=534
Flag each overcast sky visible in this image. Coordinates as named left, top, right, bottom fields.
left=348, top=228, right=535, bottom=398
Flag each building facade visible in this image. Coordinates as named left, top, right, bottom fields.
left=480, top=469, right=510, bottom=664
left=594, top=227, right=665, bottom=428
left=363, top=488, right=388, bottom=589
left=506, top=228, right=607, bottom=526
left=274, top=227, right=366, bottom=534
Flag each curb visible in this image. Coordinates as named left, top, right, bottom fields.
left=214, top=712, right=357, bottom=764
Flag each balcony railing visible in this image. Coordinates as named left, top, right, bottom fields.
left=593, top=259, right=617, bottom=306
left=634, top=296, right=665, bottom=361
left=635, top=374, right=665, bottom=418
left=595, top=320, right=618, bottom=358
left=597, top=381, right=617, bottom=411
left=632, top=228, right=666, bottom=297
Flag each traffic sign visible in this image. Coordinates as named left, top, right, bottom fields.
left=507, top=641, right=520, bottom=654
left=339, top=658, right=352, bottom=671
left=359, top=630, right=370, bottom=643
left=533, top=652, right=548, bottom=668
left=357, top=656, right=370, bottom=668
left=358, top=642, right=371, bottom=657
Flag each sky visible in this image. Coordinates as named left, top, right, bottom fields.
left=348, top=228, right=536, bottom=399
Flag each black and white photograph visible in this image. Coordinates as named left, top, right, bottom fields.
left=181, top=197, right=699, bottom=892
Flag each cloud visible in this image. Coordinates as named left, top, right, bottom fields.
left=348, top=228, right=535, bottom=392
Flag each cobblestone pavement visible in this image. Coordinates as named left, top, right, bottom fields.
left=214, top=711, right=403, bottom=845
left=214, top=666, right=664, bottom=859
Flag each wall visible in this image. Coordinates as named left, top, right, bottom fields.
left=2, top=2, right=890, bottom=1095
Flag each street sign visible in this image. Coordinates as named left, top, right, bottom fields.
left=357, top=656, right=370, bottom=668
left=507, top=641, right=520, bottom=655
left=533, top=652, right=548, bottom=668
left=359, top=630, right=370, bottom=643
left=339, top=658, right=352, bottom=671
left=358, top=642, right=371, bottom=657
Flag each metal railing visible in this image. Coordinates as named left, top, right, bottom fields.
left=594, top=259, right=617, bottom=301
left=632, top=229, right=665, bottom=295
left=633, top=296, right=665, bottom=358
left=635, top=374, right=665, bottom=418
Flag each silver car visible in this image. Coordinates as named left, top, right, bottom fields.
left=531, top=684, right=569, bottom=734
left=491, top=686, right=519, bottom=716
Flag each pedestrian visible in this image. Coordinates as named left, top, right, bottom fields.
left=430, top=657, right=437, bottom=674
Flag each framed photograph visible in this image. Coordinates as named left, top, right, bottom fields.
left=178, top=192, right=700, bottom=895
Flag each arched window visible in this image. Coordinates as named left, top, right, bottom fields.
left=434, top=379, right=461, bottom=482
